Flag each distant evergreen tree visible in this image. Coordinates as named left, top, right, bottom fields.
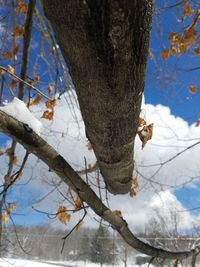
left=89, top=225, right=114, bottom=266
left=79, top=233, right=90, bottom=262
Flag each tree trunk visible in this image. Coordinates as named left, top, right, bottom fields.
left=43, top=0, right=152, bottom=194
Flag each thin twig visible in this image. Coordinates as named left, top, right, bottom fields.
left=0, top=66, right=52, bottom=101
left=61, top=204, right=87, bottom=253
left=139, top=141, right=200, bottom=168
left=18, top=0, right=36, bottom=99
left=32, top=205, right=87, bottom=219
left=77, top=161, right=98, bottom=176
left=9, top=215, right=31, bottom=255
left=0, top=151, right=29, bottom=196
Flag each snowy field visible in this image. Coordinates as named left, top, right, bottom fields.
left=1, top=258, right=200, bottom=267
left=0, top=258, right=154, bottom=267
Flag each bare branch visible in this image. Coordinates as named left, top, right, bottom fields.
left=18, top=0, right=36, bottom=100
left=0, top=110, right=199, bottom=260
left=0, top=66, right=52, bottom=101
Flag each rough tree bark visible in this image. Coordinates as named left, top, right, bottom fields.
left=0, top=110, right=199, bottom=260
left=43, top=0, right=152, bottom=194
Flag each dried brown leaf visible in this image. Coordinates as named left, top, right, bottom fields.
left=74, top=195, right=82, bottom=212
left=2, top=51, right=13, bottom=59
left=129, top=188, right=136, bottom=198
left=138, top=123, right=154, bottom=149
left=160, top=49, right=170, bottom=59
left=188, top=85, right=197, bottom=94
left=15, top=0, right=28, bottom=14
left=13, top=25, right=24, bottom=38
left=56, top=205, right=71, bottom=224
left=76, top=221, right=84, bottom=232
left=8, top=65, right=15, bottom=74
left=9, top=79, right=18, bottom=89
left=42, top=110, right=54, bottom=120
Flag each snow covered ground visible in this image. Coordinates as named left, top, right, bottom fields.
left=1, top=258, right=200, bottom=267
left=0, top=258, right=154, bottom=267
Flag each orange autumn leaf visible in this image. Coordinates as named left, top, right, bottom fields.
left=184, top=27, right=196, bottom=45
left=2, top=213, right=9, bottom=224
left=74, top=195, right=82, bottom=211
left=47, top=85, right=53, bottom=94
left=13, top=25, right=24, bottom=38
left=76, top=221, right=84, bottom=232
left=15, top=0, right=28, bottom=14
left=178, top=42, right=188, bottom=54
left=168, top=32, right=177, bottom=43
left=138, top=117, right=146, bottom=127
left=194, top=48, right=200, bottom=55
left=188, top=85, right=197, bottom=94
left=8, top=65, right=15, bottom=74
left=129, top=188, right=136, bottom=198
left=2, top=51, right=13, bottom=59
left=9, top=79, right=18, bottom=89
left=28, top=94, right=42, bottom=105
left=33, top=94, right=42, bottom=105
left=45, top=99, right=56, bottom=110
left=0, top=69, right=5, bottom=75
left=131, top=178, right=139, bottom=189
left=6, top=207, right=11, bottom=215
left=42, top=110, right=54, bottom=120
left=28, top=98, right=34, bottom=105
left=138, top=123, right=154, bottom=149
left=183, top=1, right=193, bottom=18
left=56, top=205, right=70, bottom=224
left=11, top=203, right=17, bottom=211
left=170, top=45, right=178, bottom=56
left=13, top=43, right=19, bottom=56
left=160, top=49, right=170, bottom=59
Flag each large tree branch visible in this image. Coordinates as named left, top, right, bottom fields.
left=0, top=110, right=198, bottom=260
left=18, top=0, right=36, bottom=100
left=43, top=0, right=153, bottom=194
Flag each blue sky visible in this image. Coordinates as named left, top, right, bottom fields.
left=145, top=1, right=200, bottom=124
left=145, top=1, right=200, bottom=215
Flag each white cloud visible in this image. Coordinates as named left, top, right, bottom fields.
left=3, top=92, right=200, bottom=233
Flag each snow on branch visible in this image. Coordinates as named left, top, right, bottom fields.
left=0, top=97, right=42, bottom=135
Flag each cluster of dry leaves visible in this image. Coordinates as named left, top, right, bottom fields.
left=160, top=1, right=200, bottom=126
left=56, top=195, right=84, bottom=231
left=0, top=203, right=16, bottom=224
left=161, top=2, right=200, bottom=60
left=137, top=117, right=154, bottom=149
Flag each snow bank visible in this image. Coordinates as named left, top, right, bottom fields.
left=0, top=97, right=43, bottom=135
